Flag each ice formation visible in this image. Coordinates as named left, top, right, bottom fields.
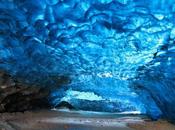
left=0, top=0, right=175, bottom=120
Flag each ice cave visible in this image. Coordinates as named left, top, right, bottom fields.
left=0, top=0, right=175, bottom=129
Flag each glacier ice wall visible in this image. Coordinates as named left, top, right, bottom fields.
left=0, top=0, right=175, bottom=120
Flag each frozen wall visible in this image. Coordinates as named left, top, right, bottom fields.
left=0, top=0, right=175, bottom=120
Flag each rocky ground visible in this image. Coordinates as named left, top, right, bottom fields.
left=0, top=110, right=175, bottom=130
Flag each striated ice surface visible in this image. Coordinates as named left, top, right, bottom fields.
left=0, top=0, right=175, bottom=120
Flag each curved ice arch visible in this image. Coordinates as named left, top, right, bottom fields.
left=0, top=0, right=175, bottom=120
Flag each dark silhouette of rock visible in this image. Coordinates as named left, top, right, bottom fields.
left=55, top=101, right=75, bottom=110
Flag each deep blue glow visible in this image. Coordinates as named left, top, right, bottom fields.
left=0, top=0, right=175, bottom=120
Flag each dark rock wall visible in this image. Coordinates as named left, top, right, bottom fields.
left=0, top=70, right=50, bottom=112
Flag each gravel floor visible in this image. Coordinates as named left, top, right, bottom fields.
left=0, top=109, right=175, bottom=130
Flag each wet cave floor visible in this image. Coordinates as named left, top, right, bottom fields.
left=0, top=109, right=175, bottom=130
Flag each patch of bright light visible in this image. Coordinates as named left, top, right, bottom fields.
left=61, top=89, right=103, bottom=101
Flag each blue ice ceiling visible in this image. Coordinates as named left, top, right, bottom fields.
left=1, top=0, right=175, bottom=120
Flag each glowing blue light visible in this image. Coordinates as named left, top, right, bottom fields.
left=0, top=0, right=175, bottom=121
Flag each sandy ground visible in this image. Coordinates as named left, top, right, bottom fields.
left=0, top=109, right=175, bottom=130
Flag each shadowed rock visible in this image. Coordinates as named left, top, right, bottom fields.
left=55, top=101, right=75, bottom=110
left=0, top=70, right=50, bottom=112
